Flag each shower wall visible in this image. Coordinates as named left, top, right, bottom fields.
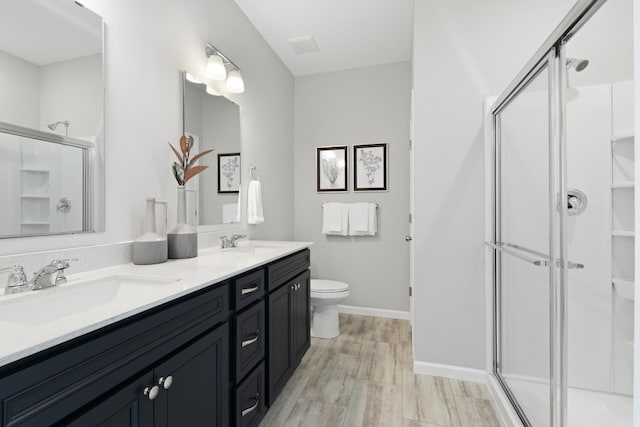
left=501, top=80, right=633, bottom=394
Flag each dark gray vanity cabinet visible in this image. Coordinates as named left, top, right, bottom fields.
left=0, top=283, right=230, bottom=427
left=67, top=325, right=229, bottom=427
left=266, top=250, right=311, bottom=406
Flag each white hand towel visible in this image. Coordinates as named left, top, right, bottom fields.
left=247, top=180, right=264, bottom=224
left=222, top=203, right=238, bottom=223
left=348, top=203, right=377, bottom=236
left=349, top=203, right=369, bottom=232
left=322, top=203, right=348, bottom=235
left=236, top=187, right=242, bottom=223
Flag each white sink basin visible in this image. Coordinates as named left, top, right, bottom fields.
left=0, top=275, right=180, bottom=325
left=227, top=245, right=281, bottom=255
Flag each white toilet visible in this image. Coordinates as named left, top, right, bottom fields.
left=310, top=279, right=350, bottom=339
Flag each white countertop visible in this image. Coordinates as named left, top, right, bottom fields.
left=0, top=240, right=312, bottom=368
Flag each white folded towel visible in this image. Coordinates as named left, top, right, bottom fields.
left=348, top=203, right=377, bottom=236
left=349, top=203, right=370, bottom=232
left=322, top=202, right=348, bottom=235
left=247, top=180, right=264, bottom=224
left=222, top=203, right=238, bottom=224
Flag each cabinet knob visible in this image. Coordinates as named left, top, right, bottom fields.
left=159, top=375, right=173, bottom=390
left=291, top=284, right=295, bottom=290
left=144, top=385, right=160, bottom=400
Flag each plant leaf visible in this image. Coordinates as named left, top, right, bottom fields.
left=168, top=143, right=183, bottom=163
left=183, top=165, right=208, bottom=184
left=187, top=148, right=214, bottom=168
left=186, top=135, right=194, bottom=153
left=179, top=135, right=187, bottom=156
left=172, top=162, right=184, bottom=185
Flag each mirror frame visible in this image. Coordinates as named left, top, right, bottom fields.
left=180, top=70, right=245, bottom=233
left=0, top=17, right=105, bottom=239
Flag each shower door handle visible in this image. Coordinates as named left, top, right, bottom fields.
left=485, top=242, right=584, bottom=269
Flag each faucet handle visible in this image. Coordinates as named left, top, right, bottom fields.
left=0, top=265, right=30, bottom=294
left=231, top=234, right=246, bottom=240
left=50, top=258, right=76, bottom=284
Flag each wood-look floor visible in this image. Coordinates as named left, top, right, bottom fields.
left=259, top=314, right=501, bottom=427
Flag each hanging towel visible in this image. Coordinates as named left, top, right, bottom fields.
left=222, top=203, right=238, bottom=223
left=236, top=187, right=242, bottom=223
left=349, top=203, right=370, bottom=232
left=322, top=202, right=348, bottom=235
left=348, top=203, right=377, bottom=236
left=247, top=180, right=264, bottom=224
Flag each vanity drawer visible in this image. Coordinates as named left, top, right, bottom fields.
left=267, top=249, right=310, bottom=291
left=234, top=362, right=265, bottom=427
left=234, top=269, right=265, bottom=311
left=234, top=300, right=265, bottom=383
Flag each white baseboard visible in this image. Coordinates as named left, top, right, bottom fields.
left=413, top=361, right=488, bottom=384
left=338, top=305, right=410, bottom=320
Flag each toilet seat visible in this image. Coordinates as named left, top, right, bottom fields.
left=311, top=279, right=349, bottom=293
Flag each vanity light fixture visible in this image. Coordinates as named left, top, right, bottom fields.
left=206, top=85, right=222, bottom=96
left=205, top=43, right=245, bottom=94
left=185, top=72, right=203, bottom=84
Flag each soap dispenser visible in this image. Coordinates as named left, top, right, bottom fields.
left=133, top=198, right=168, bottom=265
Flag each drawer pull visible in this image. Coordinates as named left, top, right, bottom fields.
left=241, top=394, right=260, bottom=417
left=242, top=331, right=260, bottom=348
left=241, top=285, right=259, bottom=295
left=144, top=385, right=159, bottom=400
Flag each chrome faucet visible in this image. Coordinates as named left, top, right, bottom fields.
left=30, top=259, right=73, bottom=290
left=220, top=234, right=247, bottom=249
left=0, top=265, right=31, bottom=294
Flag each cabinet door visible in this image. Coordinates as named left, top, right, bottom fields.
left=154, top=324, right=229, bottom=427
left=292, top=270, right=310, bottom=367
left=267, top=282, right=294, bottom=406
left=66, top=371, right=154, bottom=427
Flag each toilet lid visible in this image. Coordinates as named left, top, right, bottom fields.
left=311, top=279, right=349, bottom=293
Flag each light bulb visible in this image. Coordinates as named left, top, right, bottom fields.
left=207, top=54, right=226, bottom=80
left=206, top=85, right=222, bottom=96
left=226, top=69, right=244, bottom=94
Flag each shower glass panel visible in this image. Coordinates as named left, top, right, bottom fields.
left=496, top=63, right=551, bottom=427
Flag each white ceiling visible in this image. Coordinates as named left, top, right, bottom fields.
left=0, top=0, right=102, bottom=66
left=233, top=0, right=414, bottom=76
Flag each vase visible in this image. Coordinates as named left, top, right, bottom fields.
left=133, top=197, right=168, bottom=265
left=168, top=185, right=198, bottom=259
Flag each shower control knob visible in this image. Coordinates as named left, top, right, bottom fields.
left=405, top=235, right=412, bottom=242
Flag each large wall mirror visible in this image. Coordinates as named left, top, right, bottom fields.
left=0, top=0, right=104, bottom=238
left=181, top=72, right=242, bottom=229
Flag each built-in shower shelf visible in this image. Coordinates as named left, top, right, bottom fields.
left=612, top=230, right=635, bottom=237
left=20, top=221, right=49, bottom=225
left=611, top=133, right=634, bottom=143
left=20, top=168, right=49, bottom=173
left=613, top=278, right=635, bottom=300
left=612, top=181, right=634, bottom=189
left=20, top=195, right=50, bottom=199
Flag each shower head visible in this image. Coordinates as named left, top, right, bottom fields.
left=47, top=121, right=70, bottom=131
left=566, top=57, right=589, bottom=72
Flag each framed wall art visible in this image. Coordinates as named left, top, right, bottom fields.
left=353, top=143, right=387, bottom=191
left=316, top=145, right=348, bottom=192
left=217, top=153, right=241, bottom=193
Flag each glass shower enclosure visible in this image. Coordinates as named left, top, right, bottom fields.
left=487, top=0, right=634, bottom=425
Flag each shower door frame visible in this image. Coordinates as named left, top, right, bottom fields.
left=488, top=1, right=608, bottom=426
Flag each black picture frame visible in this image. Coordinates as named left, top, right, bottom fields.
left=217, top=153, right=241, bottom=194
left=316, top=146, right=348, bottom=192
left=353, top=143, right=387, bottom=191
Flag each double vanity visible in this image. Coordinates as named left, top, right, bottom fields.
left=0, top=241, right=312, bottom=427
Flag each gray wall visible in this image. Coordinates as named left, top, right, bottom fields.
left=294, top=62, right=411, bottom=312
left=0, top=0, right=295, bottom=255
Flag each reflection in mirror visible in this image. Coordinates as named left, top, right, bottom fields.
left=0, top=133, right=86, bottom=237
left=0, top=0, right=104, bottom=238
left=182, top=72, right=242, bottom=227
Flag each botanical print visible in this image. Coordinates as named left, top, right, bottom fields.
left=317, top=146, right=348, bottom=192
left=218, top=153, right=240, bottom=193
left=354, top=143, right=387, bottom=191
left=358, top=149, right=383, bottom=184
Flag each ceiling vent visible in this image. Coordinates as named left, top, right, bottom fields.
left=288, top=36, right=319, bottom=54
